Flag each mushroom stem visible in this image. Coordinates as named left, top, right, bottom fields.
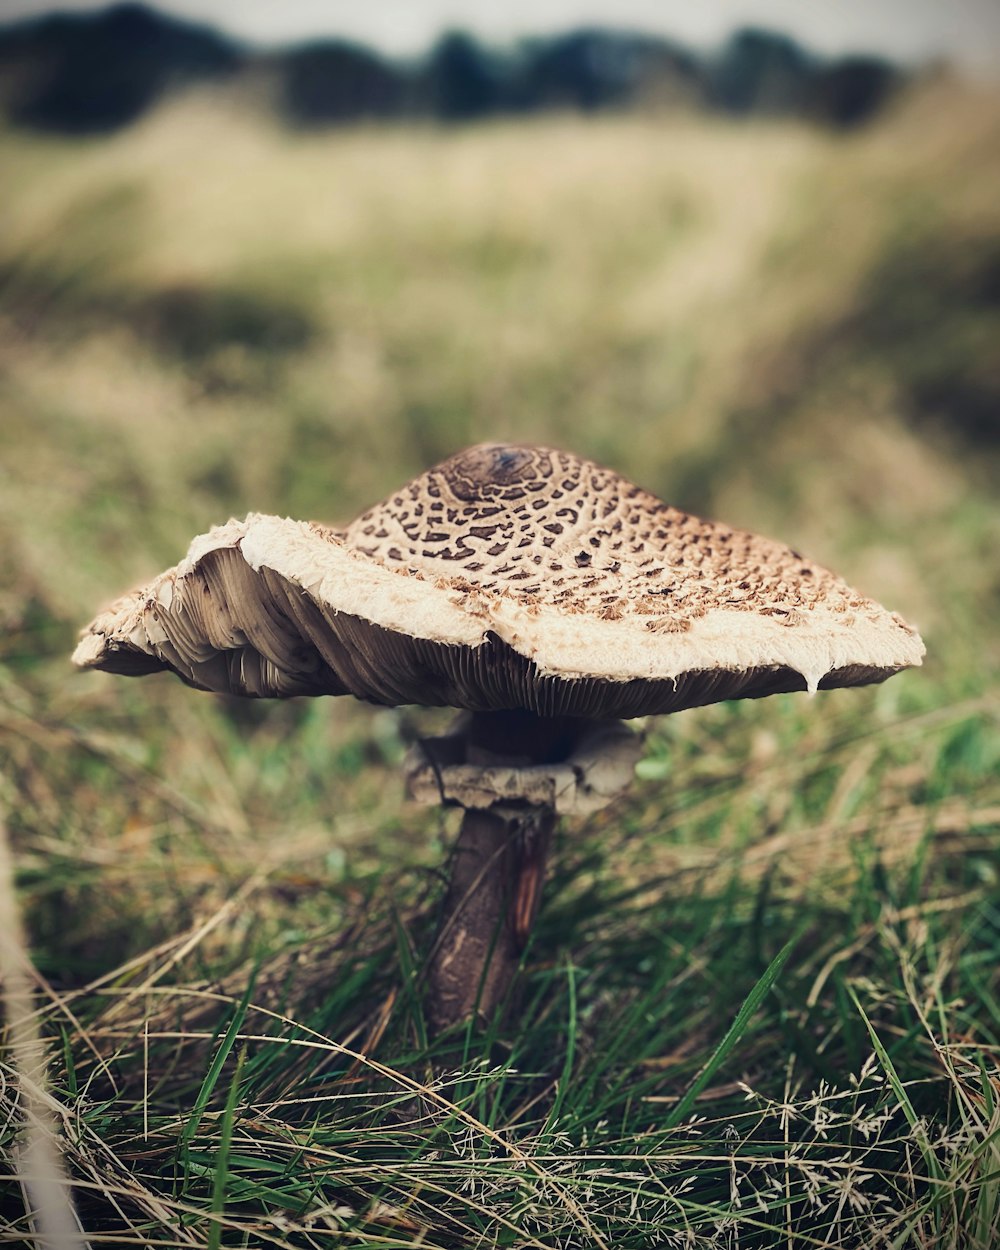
left=427, top=802, right=554, bottom=1036
left=417, top=709, right=639, bottom=1035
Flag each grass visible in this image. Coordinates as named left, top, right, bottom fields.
left=1, top=76, right=999, bottom=1246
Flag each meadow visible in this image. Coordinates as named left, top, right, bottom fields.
left=1, top=76, right=999, bottom=1247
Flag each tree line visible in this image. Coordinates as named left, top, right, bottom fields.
left=0, top=2, right=904, bottom=135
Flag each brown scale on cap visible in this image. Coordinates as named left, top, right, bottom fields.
left=345, top=444, right=866, bottom=631
left=72, top=442, right=924, bottom=717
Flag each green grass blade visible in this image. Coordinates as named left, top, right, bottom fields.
left=207, top=1044, right=246, bottom=1250
left=180, top=972, right=256, bottom=1153
left=541, top=957, right=578, bottom=1136
left=848, top=985, right=946, bottom=1184
left=663, top=936, right=796, bottom=1130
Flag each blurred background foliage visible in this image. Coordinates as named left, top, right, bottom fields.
left=0, top=5, right=999, bottom=1245
left=0, top=2, right=902, bottom=134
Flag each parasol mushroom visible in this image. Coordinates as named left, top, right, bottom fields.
left=73, top=443, right=924, bottom=1032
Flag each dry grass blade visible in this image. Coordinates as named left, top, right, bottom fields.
left=0, top=800, right=87, bottom=1249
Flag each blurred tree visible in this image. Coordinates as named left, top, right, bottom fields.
left=422, top=31, right=503, bottom=120
left=808, top=56, right=899, bottom=128
left=709, top=27, right=812, bottom=115
left=517, top=28, right=702, bottom=113
left=281, top=41, right=406, bottom=125
left=0, top=3, right=240, bottom=134
left=521, top=30, right=634, bottom=111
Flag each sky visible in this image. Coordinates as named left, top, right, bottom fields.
left=4, top=0, right=1000, bottom=73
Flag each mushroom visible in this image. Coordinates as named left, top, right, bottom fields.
left=73, top=443, right=924, bottom=1032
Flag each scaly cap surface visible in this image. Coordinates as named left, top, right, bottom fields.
left=73, top=443, right=924, bottom=717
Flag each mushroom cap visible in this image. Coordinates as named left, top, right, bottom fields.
left=73, top=443, right=924, bottom=718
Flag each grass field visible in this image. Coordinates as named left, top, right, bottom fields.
left=1, top=77, right=999, bottom=1247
